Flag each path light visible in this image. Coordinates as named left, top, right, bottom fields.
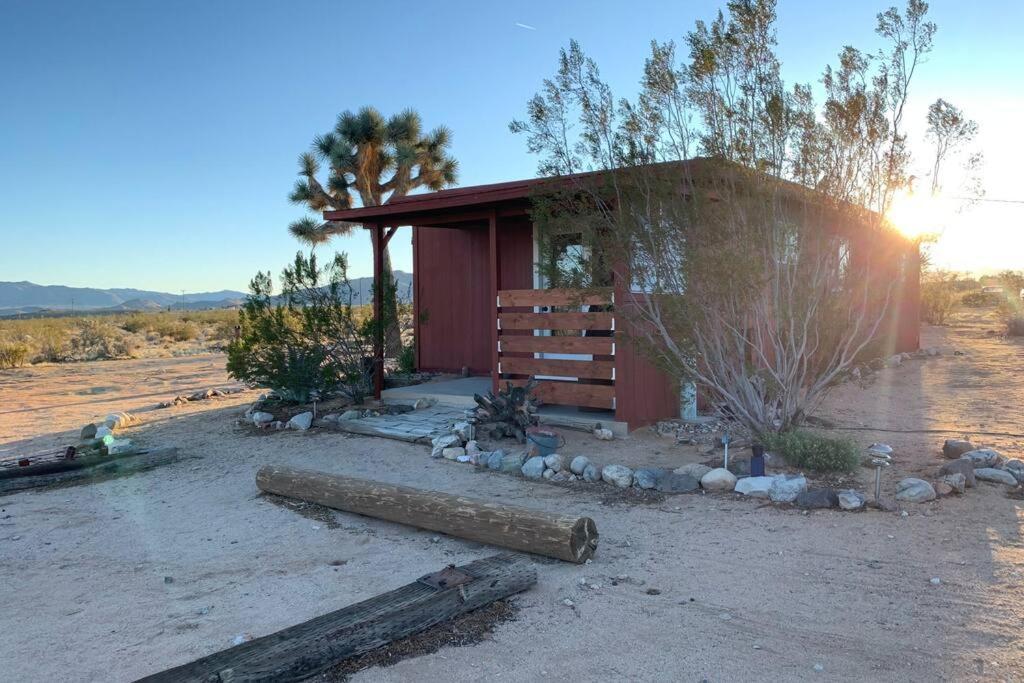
left=868, top=443, right=894, bottom=503
left=722, top=432, right=731, bottom=470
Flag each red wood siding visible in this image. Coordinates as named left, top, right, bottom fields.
left=414, top=219, right=534, bottom=374
left=613, top=291, right=680, bottom=430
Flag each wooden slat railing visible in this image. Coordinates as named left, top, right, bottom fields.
left=496, top=288, right=616, bottom=411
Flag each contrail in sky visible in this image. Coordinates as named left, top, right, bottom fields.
left=515, top=22, right=537, bottom=31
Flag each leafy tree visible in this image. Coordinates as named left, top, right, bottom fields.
left=286, top=107, right=458, bottom=357
left=511, top=0, right=938, bottom=435
left=227, top=251, right=372, bottom=404
left=925, top=98, right=978, bottom=195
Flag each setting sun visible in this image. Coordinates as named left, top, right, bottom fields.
left=886, top=191, right=947, bottom=240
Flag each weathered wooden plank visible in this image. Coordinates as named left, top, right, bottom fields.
left=498, top=335, right=615, bottom=355
left=134, top=553, right=536, bottom=683
left=497, top=288, right=612, bottom=307
left=255, top=467, right=598, bottom=564
left=499, top=312, right=614, bottom=331
left=0, top=448, right=182, bottom=495
left=499, top=356, right=614, bottom=380
left=508, top=379, right=615, bottom=410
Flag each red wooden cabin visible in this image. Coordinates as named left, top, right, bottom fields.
left=324, top=168, right=920, bottom=432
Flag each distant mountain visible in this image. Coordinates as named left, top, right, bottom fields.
left=0, top=273, right=412, bottom=315
left=0, top=281, right=248, bottom=314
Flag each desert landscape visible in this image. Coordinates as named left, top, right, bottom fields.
left=2, top=307, right=1022, bottom=681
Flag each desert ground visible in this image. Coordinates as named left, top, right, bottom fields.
left=1, top=309, right=1022, bottom=682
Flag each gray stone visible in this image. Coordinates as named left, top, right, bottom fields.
left=734, top=475, right=775, bottom=498
left=551, top=471, right=571, bottom=483
left=287, top=412, right=313, bottom=431
left=582, top=463, right=602, bottom=483
left=895, top=478, right=937, bottom=503
left=795, top=488, right=839, bottom=509
left=602, top=464, right=634, bottom=488
left=442, top=446, right=466, bottom=461
left=941, top=472, right=966, bottom=494
left=769, top=475, right=808, bottom=503
left=80, top=423, right=97, bottom=440
left=339, top=409, right=362, bottom=420
left=431, top=434, right=462, bottom=458
left=654, top=472, right=700, bottom=493
left=542, top=468, right=556, bottom=479
left=885, top=354, right=903, bottom=368
left=250, top=411, right=274, bottom=425
left=674, top=463, right=712, bottom=480
left=974, top=468, right=1019, bottom=487
left=521, top=456, right=546, bottom=479
left=938, top=459, right=976, bottom=487
left=486, top=450, right=506, bottom=470
left=413, top=397, right=437, bottom=410
left=465, top=440, right=481, bottom=455
left=633, top=468, right=663, bottom=490
left=837, top=489, right=866, bottom=511
left=570, top=455, right=591, bottom=476
left=499, top=451, right=527, bottom=473
left=1003, top=459, right=1024, bottom=484
left=960, top=449, right=1004, bottom=469
left=942, top=439, right=975, bottom=459
left=700, top=467, right=737, bottom=492
left=543, top=453, right=564, bottom=472
left=451, top=420, right=474, bottom=442
left=593, top=428, right=614, bottom=441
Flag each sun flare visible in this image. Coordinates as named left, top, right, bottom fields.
left=886, top=191, right=947, bottom=240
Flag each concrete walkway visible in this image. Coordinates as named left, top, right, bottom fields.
left=321, top=405, right=465, bottom=444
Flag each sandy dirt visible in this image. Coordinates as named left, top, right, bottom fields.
left=1, top=312, right=1022, bottom=682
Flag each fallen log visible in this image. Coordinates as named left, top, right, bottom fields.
left=135, top=553, right=535, bottom=682
left=256, top=465, right=598, bottom=564
left=0, top=447, right=182, bottom=495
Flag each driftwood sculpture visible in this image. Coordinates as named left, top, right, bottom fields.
left=473, top=379, right=539, bottom=442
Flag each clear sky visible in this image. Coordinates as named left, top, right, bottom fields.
left=1, top=0, right=1021, bottom=293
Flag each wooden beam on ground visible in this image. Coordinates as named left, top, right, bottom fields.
left=134, top=553, right=536, bottom=683
left=256, top=466, right=599, bottom=564
left=0, top=447, right=182, bottom=495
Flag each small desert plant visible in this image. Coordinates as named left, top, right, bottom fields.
left=68, top=319, right=137, bottom=360
left=760, top=430, right=860, bottom=473
left=396, top=343, right=416, bottom=375
left=0, top=342, right=29, bottom=369
left=960, top=290, right=1001, bottom=307
left=121, top=314, right=150, bottom=334
left=153, top=319, right=199, bottom=342
left=920, top=270, right=959, bottom=325
left=227, top=251, right=372, bottom=403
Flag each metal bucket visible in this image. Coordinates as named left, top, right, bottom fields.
left=526, top=428, right=564, bottom=457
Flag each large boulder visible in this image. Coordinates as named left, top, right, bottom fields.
left=674, top=463, right=712, bottom=480
left=655, top=472, right=700, bottom=493
left=837, top=489, right=866, bottom=511
left=287, top=412, right=313, bottom=431
left=895, top=478, right=936, bottom=503
left=250, top=411, right=274, bottom=425
left=974, top=468, right=1019, bottom=487
left=795, top=488, right=839, bottom=509
left=769, top=475, right=807, bottom=503
left=521, top=456, right=546, bottom=479
left=582, top=463, right=603, bottom=483
left=960, top=449, right=1004, bottom=469
left=938, top=459, right=976, bottom=487
left=570, top=456, right=591, bottom=476
left=602, top=464, right=634, bottom=488
left=499, top=451, right=527, bottom=473
left=485, top=449, right=507, bottom=470
left=1003, top=459, right=1024, bottom=485
left=700, top=467, right=737, bottom=492
left=942, top=439, right=975, bottom=459
left=734, top=476, right=775, bottom=498
left=543, top=453, right=564, bottom=472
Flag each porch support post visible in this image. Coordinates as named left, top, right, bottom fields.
left=372, top=222, right=384, bottom=401
left=489, top=210, right=500, bottom=393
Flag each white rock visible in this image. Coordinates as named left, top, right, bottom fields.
left=542, top=468, right=555, bottom=480
left=929, top=577, right=942, bottom=585
left=339, top=409, right=362, bottom=420
left=543, top=453, right=564, bottom=472
left=734, top=475, right=775, bottom=498
left=895, top=478, right=937, bottom=503
left=570, top=455, right=591, bottom=476
left=442, top=447, right=466, bottom=461
left=769, top=475, right=808, bottom=503
left=431, top=434, right=461, bottom=458
left=582, top=463, right=602, bottom=483
left=456, top=454, right=472, bottom=463
left=701, top=468, right=737, bottom=492
left=974, top=468, right=1019, bottom=486
left=593, top=428, right=614, bottom=441
left=106, top=438, right=133, bottom=455
left=413, top=397, right=437, bottom=409
left=287, top=412, right=313, bottom=431
left=465, top=440, right=481, bottom=455
left=837, top=489, right=866, bottom=510
left=250, top=411, right=274, bottom=425
left=95, top=425, right=113, bottom=439
left=602, top=464, right=634, bottom=488
left=521, top=456, right=546, bottom=479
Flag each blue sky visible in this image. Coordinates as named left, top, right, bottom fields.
left=1, top=0, right=1021, bottom=293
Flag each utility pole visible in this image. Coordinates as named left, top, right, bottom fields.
left=181, top=290, right=185, bottom=312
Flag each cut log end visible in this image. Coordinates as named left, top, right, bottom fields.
left=570, top=517, right=599, bottom=563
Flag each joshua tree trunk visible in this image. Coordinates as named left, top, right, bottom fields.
left=380, top=246, right=403, bottom=358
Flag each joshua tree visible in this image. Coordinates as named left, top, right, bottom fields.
left=287, top=107, right=458, bottom=355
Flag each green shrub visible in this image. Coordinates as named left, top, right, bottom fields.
left=760, top=430, right=860, bottom=473
left=0, top=342, right=29, bottom=369
left=397, top=343, right=416, bottom=375
left=227, top=251, right=372, bottom=404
